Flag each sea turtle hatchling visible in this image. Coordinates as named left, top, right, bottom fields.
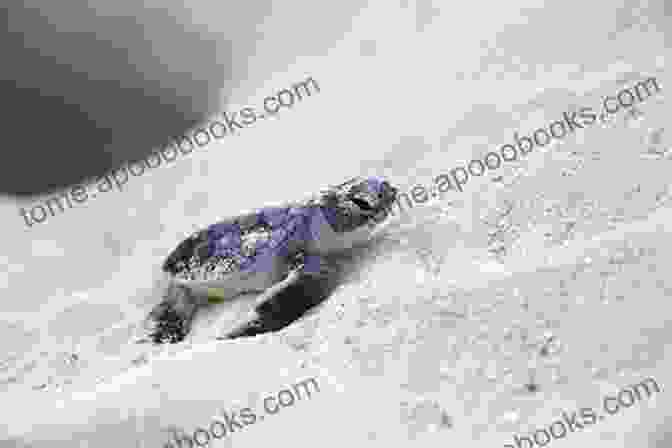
left=144, top=176, right=398, bottom=343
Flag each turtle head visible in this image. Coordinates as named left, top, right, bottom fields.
left=318, top=176, right=398, bottom=234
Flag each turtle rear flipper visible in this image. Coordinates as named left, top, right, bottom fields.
left=144, top=283, right=199, bottom=344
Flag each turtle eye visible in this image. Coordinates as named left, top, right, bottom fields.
left=351, top=197, right=374, bottom=212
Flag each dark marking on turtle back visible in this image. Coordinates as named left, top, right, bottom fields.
left=162, top=229, right=210, bottom=275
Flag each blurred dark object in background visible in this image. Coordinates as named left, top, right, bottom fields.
left=0, top=0, right=231, bottom=196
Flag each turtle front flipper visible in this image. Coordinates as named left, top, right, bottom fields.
left=220, top=254, right=341, bottom=340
